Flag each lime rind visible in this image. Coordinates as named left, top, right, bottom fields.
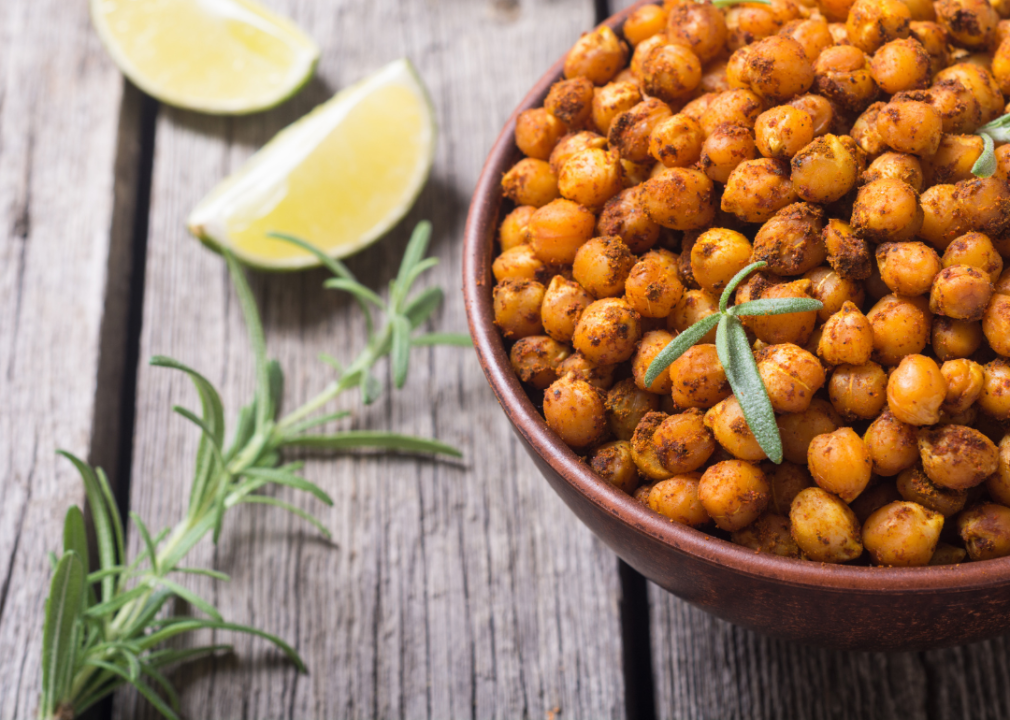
left=90, top=0, right=320, bottom=115
left=187, top=58, right=437, bottom=271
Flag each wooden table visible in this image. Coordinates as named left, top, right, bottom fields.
left=2, top=0, right=1010, bottom=718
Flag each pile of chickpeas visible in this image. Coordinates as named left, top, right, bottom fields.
left=493, top=0, right=1010, bottom=566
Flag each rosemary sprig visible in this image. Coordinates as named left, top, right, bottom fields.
left=644, top=261, right=822, bottom=463
left=38, top=222, right=470, bottom=720
left=971, top=113, right=1010, bottom=178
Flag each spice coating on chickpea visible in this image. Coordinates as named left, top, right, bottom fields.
left=649, top=474, right=712, bottom=526
left=544, top=374, right=607, bottom=449
left=818, top=302, right=873, bottom=366
left=653, top=409, right=717, bottom=475
left=822, top=218, right=872, bottom=281
left=864, top=410, right=920, bottom=476
left=625, top=249, right=684, bottom=319
left=639, top=168, right=717, bottom=230
left=510, top=336, right=571, bottom=390
left=755, top=105, right=814, bottom=160
left=540, top=275, right=593, bottom=343
left=919, top=424, right=999, bottom=490
left=722, top=158, right=798, bottom=223
left=732, top=513, right=803, bottom=558
left=887, top=354, right=946, bottom=425
left=807, top=427, right=873, bottom=502
left=699, top=460, right=770, bottom=531
left=572, top=235, right=635, bottom=298
left=791, top=134, right=862, bottom=205
left=852, top=178, right=923, bottom=244
left=790, top=487, right=864, bottom=563
left=590, top=441, right=641, bottom=494
left=876, top=242, right=941, bottom=297
left=706, top=396, right=768, bottom=461
left=930, top=265, right=994, bottom=321
left=896, top=467, right=967, bottom=517
left=958, top=503, right=1010, bottom=560
left=756, top=343, right=826, bottom=414
left=528, top=198, right=596, bottom=264
left=753, top=202, right=827, bottom=277
left=633, top=330, right=676, bottom=395
left=863, top=501, right=944, bottom=566
left=572, top=297, right=643, bottom=365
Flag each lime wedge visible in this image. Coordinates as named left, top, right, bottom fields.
left=188, top=59, right=437, bottom=270
left=91, top=0, right=320, bottom=114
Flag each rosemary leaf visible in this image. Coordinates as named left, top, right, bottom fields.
left=720, top=261, right=768, bottom=312
left=972, top=132, right=997, bottom=178
left=716, top=315, right=783, bottom=463
left=140, top=663, right=182, bottom=714
left=403, top=286, right=445, bottom=328
left=281, top=410, right=352, bottom=436
left=241, top=495, right=333, bottom=538
left=729, top=297, right=823, bottom=316
left=241, top=467, right=335, bottom=505
left=392, top=314, right=412, bottom=388
left=58, top=452, right=118, bottom=604
left=136, top=619, right=307, bottom=672
left=82, top=659, right=181, bottom=720
left=62, top=506, right=89, bottom=570
left=290, top=431, right=463, bottom=457
left=130, top=511, right=160, bottom=575
left=40, top=551, right=85, bottom=717
left=644, top=312, right=721, bottom=387
left=153, top=578, right=223, bottom=621
left=412, top=332, right=473, bottom=347
left=394, top=220, right=433, bottom=305
left=146, top=644, right=233, bottom=668
left=150, top=357, right=225, bottom=446
left=173, top=567, right=231, bottom=582
left=224, top=251, right=272, bottom=429
left=324, top=277, right=385, bottom=308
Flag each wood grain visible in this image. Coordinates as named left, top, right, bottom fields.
left=114, top=1, right=628, bottom=718
left=0, top=1, right=140, bottom=716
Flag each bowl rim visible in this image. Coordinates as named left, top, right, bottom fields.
left=462, top=0, right=1010, bottom=595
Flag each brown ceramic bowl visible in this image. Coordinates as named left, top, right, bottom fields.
left=462, top=0, right=1010, bottom=652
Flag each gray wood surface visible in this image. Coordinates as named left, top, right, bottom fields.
left=0, top=0, right=139, bottom=716
left=113, top=1, right=627, bottom=718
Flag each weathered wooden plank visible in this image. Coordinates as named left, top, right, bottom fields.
left=114, top=1, right=627, bottom=718
left=648, top=585, right=930, bottom=720
left=0, top=1, right=140, bottom=715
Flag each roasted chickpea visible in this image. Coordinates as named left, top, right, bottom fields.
left=572, top=236, right=635, bottom=298
left=806, top=266, right=866, bottom=321
left=790, top=135, right=862, bottom=205
left=541, top=275, right=594, bottom=343
left=941, top=358, right=985, bottom=414
left=790, top=487, right=864, bottom=562
left=609, top=99, right=673, bottom=163
left=850, top=103, right=888, bottom=156
left=653, top=408, right=717, bottom=474
left=943, top=232, right=1003, bottom=283
left=778, top=398, right=842, bottom=465
left=788, top=93, right=837, bottom=137
left=725, top=0, right=802, bottom=49
left=668, top=289, right=721, bottom=343
left=501, top=158, right=560, bottom=207
left=510, top=336, right=571, bottom=390
left=634, top=483, right=654, bottom=504
left=986, top=434, right=1010, bottom=505
left=527, top=198, right=596, bottom=264
left=779, top=17, right=833, bottom=63
left=862, top=152, right=924, bottom=192
left=806, top=427, right=873, bottom=502
left=642, top=43, right=703, bottom=103
left=875, top=100, right=943, bottom=158
left=863, top=501, right=944, bottom=566
left=850, top=483, right=904, bottom=523
left=649, top=473, right=712, bottom=525
left=624, top=250, right=684, bottom=319
left=935, top=64, right=1005, bottom=125
left=981, top=358, right=1010, bottom=420
left=829, top=361, right=889, bottom=419
left=932, top=316, right=983, bottom=360
left=722, top=158, right=798, bottom=223
left=865, top=410, right=920, bottom=475
left=919, top=424, right=1000, bottom=491
left=699, top=59, right=731, bottom=94
left=885, top=354, right=946, bottom=424
left=875, top=241, right=941, bottom=296
left=494, top=279, right=545, bottom=339
left=814, top=45, right=880, bottom=112
left=624, top=4, right=670, bottom=46
left=818, top=302, right=874, bottom=365
left=630, top=32, right=669, bottom=82
left=930, top=542, right=967, bottom=565
left=936, top=0, right=998, bottom=49
left=549, top=131, right=608, bottom=176
left=592, top=81, right=643, bottom=136
left=732, top=513, right=803, bottom=557
left=955, top=177, right=1010, bottom=238
left=744, top=35, right=814, bottom=101
left=919, top=183, right=968, bottom=251
left=869, top=38, right=930, bottom=94
left=499, top=205, right=536, bottom=252
left=852, top=179, right=923, bottom=243
left=923, top=135, right=983, bottom=186
left=591, top=441, right=641, bottom=494
left=698, top=460, right=770, bottom=531
left=818, top=0, right=856, bottom=22
left=750, top=279, right=819, bottom=345
left=822, top=219, right=872, bottom=281
left=704, top=395, right=766, bottom=461
left=515, top=108, right=567, bottom=161
left=683, top=92, right=721, bottom=124
left=756, top=343, right=826, bottom=413
left=901, top=0, right=936, bottom=21
left=597, top=187, right=661, bottom=254
left=631, top=411, right=674, bottom=480
left=994, top=38, right=1010, bottom=96
left=657, top=347, right=726, bottom=415
left=690, top=228, right=754, bottom=293
left=699, top=88, right=764, bottom=135
left=638, top=168, right=717, bottom=230
left=909, top=21, right=949, bottom=75
left=764, top=461, right=813, bottom=515
left=543, top=374, right=607, bottom=448
left=492, top=244, right=544, bottom=283
left=867, top=294, right=932, bottom=365
left=572, top=297, right=643, bottom=365
left=557, top=148, right=624, bottom=209
left=754, top=105, right=815, bottom=160
left=606, top=378, right=660, bottom=441
left=701, top=124, right=758, bottom=183
left=958, top=503, right=1010, bottom=560
left=544, top=77, right=595, bottom=128
left=752, top=203, right=826, bottom=277
left=666, top=2, right=729, bottom=63
left=846, top=0, right=912, bottom=53
left=928, top=78, right=982, bottom=135
left=896, top=467, right=967, bottom=516
left=648, top=114, right=705, bottom=168
left=557, top=352, right=616, bottom=390
left=984, top=291, right=1010, bottom=358
left=930, top=265, right=994, bottom=321
left=564, top=25, right=628, bottom=85
left=633, top=330, right=676, bottom=394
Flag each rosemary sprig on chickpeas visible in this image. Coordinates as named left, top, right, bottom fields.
left=494, top=0, right=1010, bottom=568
